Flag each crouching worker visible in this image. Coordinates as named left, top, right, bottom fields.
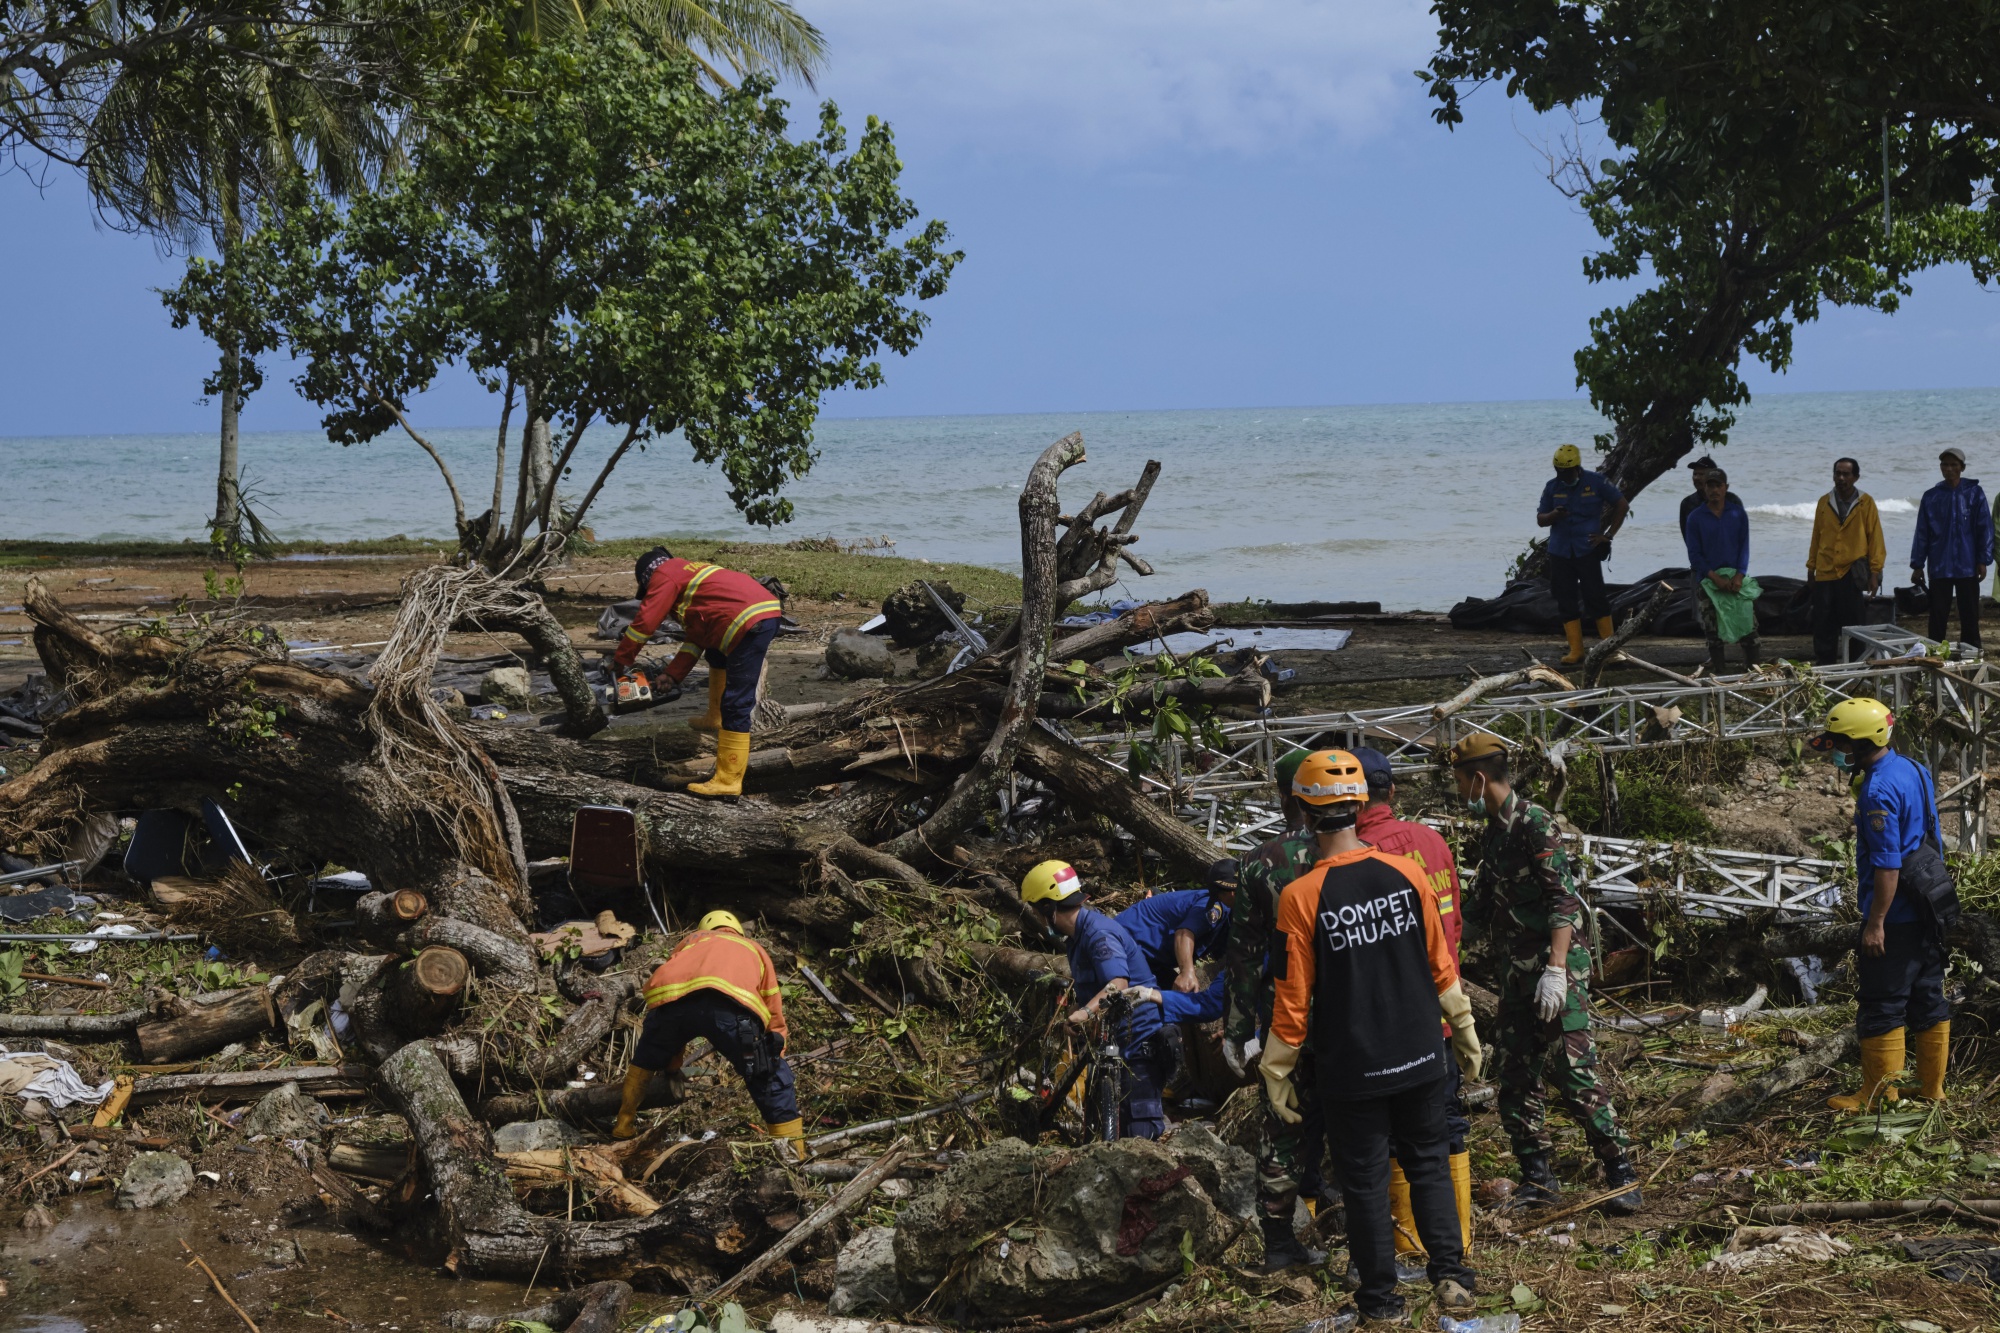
left=1266, top=750, right=1483, bottom=1324
left=614, top=911, right=804, bottom=1157
left=1022, top=859, right=1171, bottom=1140
left=617, top=547, right=783, bottom=797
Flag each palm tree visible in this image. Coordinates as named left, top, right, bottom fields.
left=513, top=0, right=825, bottom=87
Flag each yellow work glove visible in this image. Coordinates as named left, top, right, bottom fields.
left=1438, top=982, right=1483, bottom=1081
left=1259, top=1032, right=1304, bottom=1124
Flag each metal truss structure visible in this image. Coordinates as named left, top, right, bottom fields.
left=1070, top=642, right=1996, bottom=921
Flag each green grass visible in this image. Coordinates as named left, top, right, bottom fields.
left=0, top=535, right=1023, bottom=607
left=588, top=537, right=1023, bottom=607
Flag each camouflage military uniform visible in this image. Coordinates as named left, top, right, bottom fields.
left=1226, top=828, right=1323, bottom=1219
left=1473, top=790, right=1628, bottom=1159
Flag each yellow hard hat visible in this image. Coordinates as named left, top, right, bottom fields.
left=1449, top=734, right=1509, bottom=767
left=1021, top=859, right=1083, bottom=906
left=1292, top=750, right=1368, bottom=807
left=1813, top=697, right=1893, bottom=751
left=698, top=910, right=745, bottom=934
left=1553, top=443, right=1583, bottom=470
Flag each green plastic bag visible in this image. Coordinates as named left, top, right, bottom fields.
left=1700, top=568, right=1762, bottom=644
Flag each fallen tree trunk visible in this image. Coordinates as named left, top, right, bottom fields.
left=128, top=1063, right=374, bottom=1106
left=1744, top=1197, right=2000, bottom=1223
left=383, top=1039, right=803, bottom=1281
left=135, top=987, right=278, bottom=1064
left=476, top=1070, right=682, bottom=1128
left=1688, top=1030, right=1857, bottom=1132
left=0, top=1009, right=148, bottom=1037
left=1014, top=727, right=1221, bottom=880
left=400, top=917, right=537, bottom=985
left=385, top=948, right=472, bottom=1034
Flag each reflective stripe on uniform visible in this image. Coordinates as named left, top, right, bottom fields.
left=718, top=600, right=782, bottom=651
left=643, top=928, right=786, bottom=1034
left=674, top=564, right=721, bottom=621
left=622, top=623, right=651, bottom=644
left=644, top=974, right=773, bottom=1024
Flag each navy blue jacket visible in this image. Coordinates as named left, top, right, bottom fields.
left=1684, top=499, right=1750, bottom=585
left=1911, top=477, right=1994, bottom=578
left=1066, top=908, right=1162, bottom=1045
left=1539, top=469, right=1623, bottom=559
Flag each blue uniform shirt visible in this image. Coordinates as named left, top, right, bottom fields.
left=1160, top=974, right=1227, bottom=1024
left=1685, top=500, right=1751, bottom=585
left=1855, top=750, right=1940, bottom=927
left=1539, top=469, right=1624, bottom=559
left=1116, top=889, right=1231, bottom=986
left=1067, top=907, right=1163, bottom=1045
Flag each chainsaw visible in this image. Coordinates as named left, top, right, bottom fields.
left=610, top=666, right=680, bottom=715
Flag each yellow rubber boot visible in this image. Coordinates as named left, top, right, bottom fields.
left=1912, top=1021, right=1951, bottom=1101
left=1828, top=1029, right=1905, bottom=1113
left=689, top=729, right=750, bottom=797
left=1450, top=1150, right=1473, bottom=1253
left=688, top=669, right=726, bottom=733
left=612, top=1063, right=654, bottom=1140
left=1595, top=615, right=1616, bottom=641
left=1388, top=1160, right=1423, bottom=1259
left=1560, top=620, right=1586, bottom=665
left=764, top=1117, right=807, bottom=1162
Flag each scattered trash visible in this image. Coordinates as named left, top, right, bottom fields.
left=1701, top=1225, right=1852, bottom=1273
left=1440, top=1316, right=1521, bottom=1333
left=0, top=1043, right=113, bottom=1108
left=0, top=885, right=76, bottom=922
left=67, top=923, right=143, bottom=954
left=1900, top=1236, right=2000, bottom=1285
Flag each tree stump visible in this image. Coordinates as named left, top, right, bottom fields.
left=135, top=987, right=278, bottom=1064
left=387, top=947, right=472, bottom=1034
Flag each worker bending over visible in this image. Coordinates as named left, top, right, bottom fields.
left=1353, top=747, right=1473, bottom=1264
left=1451, top=736, right=1639, bottom=1213
left=1265, top=750, right=1483, bottom=1324
left=1537, top=444, right=1628, bottom=665
left=1022, top=859, right=1170, bottom=1140
left=616, top=547, right=783, bottom=797
left=1220, top=748, right=1327, bottom=1271
left=614, top=911, right=804, bottom=1157
left=1814, top=699, right=1953, bottom=1111
left=1115, top=860, right=1236, bottom=993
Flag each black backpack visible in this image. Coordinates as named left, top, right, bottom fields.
left=1899, top=833, right=1961, bottom=937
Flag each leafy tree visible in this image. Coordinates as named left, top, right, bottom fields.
left=166, top=23, right=959, bottom=569
left=1426, top=2, right=2000, bottom=508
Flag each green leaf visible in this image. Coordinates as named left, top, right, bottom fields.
left=1511, top=1282, right=1544, bottom=1313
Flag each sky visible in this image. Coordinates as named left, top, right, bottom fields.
left=4, top=0, right=2000, bottom=438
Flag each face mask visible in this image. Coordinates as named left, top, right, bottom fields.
left=1832, top=749, right=1856, bottom=773
left=1464, top=779, right=1488, bottom=817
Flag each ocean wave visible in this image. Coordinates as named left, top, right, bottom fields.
left=1750, top=498, right=1916, bottom=520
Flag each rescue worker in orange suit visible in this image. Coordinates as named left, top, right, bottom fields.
left=613, top=910, right=804, bottom=1156
left=1352, top=747, right=1474, bottom=1268
left=617, top=547, right=783, bottom=797
left=1265, top=750, right=1482, bottom=1325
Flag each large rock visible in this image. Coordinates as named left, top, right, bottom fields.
left=242, top=1081, right=329, bottom=1139
left=891, top=1134, right=1248, bottom=1320
left=829, top=1226, right=904, bottom=1315
left=882, top=580, right=965, bottom=648
left=479, top=665, right=536, bottom=710
left=826, top=629, right=895, bottom=680
left=493, top=1118, right=583, bottom=1153
left=115, top=1152, right=193, bottom=1210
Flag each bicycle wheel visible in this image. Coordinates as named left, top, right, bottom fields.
left=1090, top=1044, right=1123, bottom=1142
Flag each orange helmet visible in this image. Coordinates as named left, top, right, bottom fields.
left=1291, top=749, right=1369, bottom=809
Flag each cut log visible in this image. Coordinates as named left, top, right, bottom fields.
left=330, top=1141, right=414, bottom=1182
left=498, top=1148, right=659, bottom=1217
left=399, top=916, right=537, bottom=985
left=128, top=1063, right=374, bottom=1106
left=476, top=1070, right=683, bottom=1128
left=385, top=947, right=472, bottom=1034
left=135, top=987, right=278, bottom=1064
left=1052, top=589, right=1213, bottom=661
left=357, top=890, right=429, bottom=940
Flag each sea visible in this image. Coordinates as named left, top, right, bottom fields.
left=7, top=388, right=1998, bottom=609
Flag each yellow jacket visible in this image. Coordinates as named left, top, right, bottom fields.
left=1807, top=491, right=1886, bottom=583
left=642, top=927, right=787, bottom=1039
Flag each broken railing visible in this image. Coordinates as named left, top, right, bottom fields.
left=1067, top=653, right=1996, bottom=921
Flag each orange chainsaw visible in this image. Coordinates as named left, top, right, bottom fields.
left=611, top=667, right=679, bottom=714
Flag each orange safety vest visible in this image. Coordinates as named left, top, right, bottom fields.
left=642, top=927, right=788, bottom=1039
